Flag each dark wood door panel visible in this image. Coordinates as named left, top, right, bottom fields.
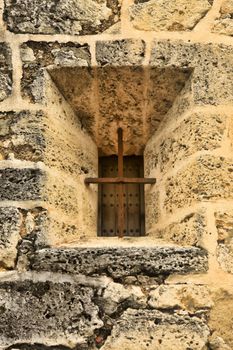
left=98, top=156, right=145, bottom=237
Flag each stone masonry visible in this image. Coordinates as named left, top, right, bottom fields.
left=0, top=0, right=233, bottom=349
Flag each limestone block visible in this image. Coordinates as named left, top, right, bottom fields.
left=0, top=207, right=22, bottom=268
left=155, top=212, right=207, bottom=246
left=102, top=282, right=147, bottom=314
left=102, top=309, right=210, bottom=350
left=159, top=113, right=226, bottom=173
left=215, top=211, right=233, bottom=274
left=165, top=156, right=233, bottom=213
left=20, top=42, right=91, bottom=102
left=0, top=278, right=103, bottom=348
left=96, top=39, right=145, bottom=66
left=0, top=110, right=97, bottom=177
left=0, top=44, right=12, bottom=102
left=4, top=0, right=120, bottom=35
left=129, top=0, right=211, bottom=31
left=28, top=246, right=208, bottom=278
left=149, top=284, right=213, bottom=312
left=0, top=167, right=44, bottom=201
left=0, top=166, right=82, bottom=217
left=150, top=40, right=233, bottom=105
left=145, top=190, right=160, bottom=231
left=144, top=111, right=225, bottom=176
left=212, top=0, right=233, bottom=36
left=208, top=289, right=233, bottom=348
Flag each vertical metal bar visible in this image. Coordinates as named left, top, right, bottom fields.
left=117, top=128, right=124, bottom=238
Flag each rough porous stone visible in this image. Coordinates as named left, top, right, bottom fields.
left=27, top=246, right=208, bottom=278
left=50, top=63, right=190, bottom=155
left=129, top=0, right=211, bottom=31
left=0, top=110, right=46, bottom=162
left=4, top=0, right=120, bottom=35
left=0, top=207, right=22, bottom=268
left=102, top=282, right=147, bottom=315
left=20, top=42, right=91, bottom=102
left=208, top=289, right=233, bottom=348
left=144, top=113, right=226, bottom=175
left=148, top=284, right=213, bottom=312
left=150, top=40, right=233, bottom=105
left=102, top=308, right=210, bottom=349
left=0, top=167, right=44, bottom=201
left=155, top=212, right=207, bottom=246
left=215, top=211, right=233, bottom=274
left=96, top=39, right=145, bottom=66
left=212, top=0, right=233, bottom=36
left=0, top=110, right=97, bottom=176
left=0, top=278, right=103, bottom=348
left=165, top=156, right=233, bottom=213
left=0, top=43, right=12, bottom=101
left=158, top=112, right=226, bottom=173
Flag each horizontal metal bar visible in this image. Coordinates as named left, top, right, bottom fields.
left=85, top=177, right=156, bottom=185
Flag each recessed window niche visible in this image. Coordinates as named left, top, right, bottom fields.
left=42, top=65, right=192, bottom=245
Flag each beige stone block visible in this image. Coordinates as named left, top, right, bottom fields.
left=212, top=0, right=233, bottom=36
left=102, top=282, right=146, bottom=314
left=215, top=211, right=233, bottom=274
left=155, top=212, right=207, bottom=246
left=209, top=289, right=233, bottom=349
left=165, top=156, right=233, bottom=213
left=102, top=309, right=209, bottom=350
left=145, top=190, right=160, bottom=231
left=129, top=0, right=211, bottom=31
left=159, top=113, right=226, bottom=173
left=149, top=284, right=213, bottom=312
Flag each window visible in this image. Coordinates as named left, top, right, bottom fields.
left=98, top=156, right=145, bottom=237
left=85, top=128, right=156, bottom=237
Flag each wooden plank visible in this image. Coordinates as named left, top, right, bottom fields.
left=117, top=128, right=124, bottom=238
left=85, top=177, right=156, bottom=184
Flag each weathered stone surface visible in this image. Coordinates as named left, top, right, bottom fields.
left=212, top=0, right=233, bottom=36
left=96, top=39, right=145, bottom=66
left=0, top=166, right=81, bottom=217
left=0, top=167, right=44, bottom=201
left=102, top=282, right=147, bottom=315
left=129, top=0, right=211, bottom=31
left=50, top=64, right=190, bottom=155
left=208, top=289, right=233, bottom=348
left=145, top=111, right=226, bottom=196
left=150, top=40, right=233, bottom=105
left=145, top=190, right=160, bottom=230
left=0, top=110, right=97, bottom=177
left=0, top=110, right=45, bottom=162
left=0, top=278, right=103, bottom=348
left=0, top=44, right=12, bottom=101
left=0, top=207, right=22, bottom=268
left=28, top=246, right=208, bottom=278
left=159, top=112, right=226, bottom=173
left=102, top=309, right=210, bottom=349
left=215, top=211, right=233, bottom=274
left=4, top=0, right=120, bottom=35
left=149, top=284, right=213, bottom=312
left=20, top=42, right=91, bottom=102
left=155, top=212, right=207, bottom=246
left=165, top=156, right=233, bottom=213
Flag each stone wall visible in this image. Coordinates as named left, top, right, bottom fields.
left=0, top=0, right=233, bottom=349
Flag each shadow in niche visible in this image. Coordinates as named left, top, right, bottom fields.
left=48, top=65, right=192, bottom=156
left=7, top=344, right=73, bottom=350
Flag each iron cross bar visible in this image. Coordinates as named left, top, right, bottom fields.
left=85, top=128, right=156, bottom=238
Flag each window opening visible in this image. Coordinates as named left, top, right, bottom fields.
left=85, top=128, right=156, bottom=237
